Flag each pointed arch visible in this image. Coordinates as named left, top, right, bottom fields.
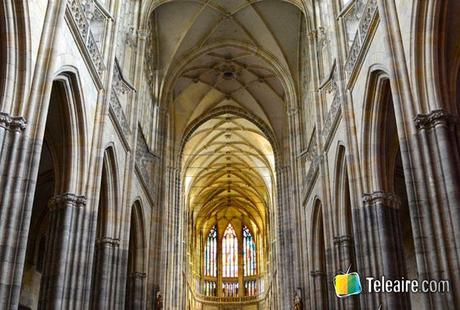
left=0, top=0, right=30, bottom=113
left=19, top=71, right=87, bottom=308
left=52, top=70, right=88, bottom=193
left=332, top=143, right=353, bottom=237
left=361, top=68, right=393, bottom=192
left=222, top=223, right=238, bottom=278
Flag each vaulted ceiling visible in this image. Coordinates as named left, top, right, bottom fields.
left=182, top=113, right=275, bottom=232
left=148, top=0, right=304, bottom=233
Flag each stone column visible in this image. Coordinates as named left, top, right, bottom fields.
left=0, top=113, right=27, bottom=307
left=126, top=272, right=146, bottom=309
left=217, top=233, right=223, bottom=297
left=238, top=223, right=244, bottom=297
left=92, top=237, right=120, bottom=309
left=0, top=0, right=68, bottom=307
left=354, top=191, right=409, bottom=309
left=334, top=235, right=358, bottom=309
left=38, top=193, right=88, bottom=309
left=412, top=109, right=460, bottom=308
left=309, top=270, right=327, bottom=310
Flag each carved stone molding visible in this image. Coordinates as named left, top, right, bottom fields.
left=48, top=193, right=87, bottom=211
left=414, top=109, right=458, bottom=130
left=303, top=155, right=322, bottom=200
left=319, top=61, right=337, bottom=95
left=96, top=237, right=120, bottom=247
left=305, top=135, right=317, bottom=161
left=0, top=112, right=27, bottom=132
left=321, top=94, right=342, bottom=147
left=135, top=128, right=158, bottom=200
left=109, top=89, right=131, bottom=136
left=113, top=58, right=136, bottom=96
left=316, top=27, right=328, bottom=49
left=362, top=191, right=400, bottom=208
left=345, top=0, right=378, bottom=78
left=67, top=0, right=106, bottom=78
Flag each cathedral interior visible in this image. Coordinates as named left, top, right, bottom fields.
left=1, top=0, right=460, bottom=309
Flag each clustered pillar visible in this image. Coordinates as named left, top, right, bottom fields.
left=39, top=193, right=89, bottom=309
left=354, top=191, right=408, bottom=309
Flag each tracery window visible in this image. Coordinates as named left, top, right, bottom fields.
left=201, top=222, right=258, bottom=297
left=204, top=225, right=217, bottom=277
left=243, top=226, right=256, bottom=276
left=222, top=224, right=238, bottom=278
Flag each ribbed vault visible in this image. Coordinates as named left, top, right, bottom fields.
left=149, top=0, right=303, bottom=145
left=183, top=113, right=275, bottom=235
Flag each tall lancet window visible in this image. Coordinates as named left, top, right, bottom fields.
left=204, top=226, right=217, bottom=277
left=243, top=226, right=256, bottom=276
left=222, top=224, right=238, bottom=277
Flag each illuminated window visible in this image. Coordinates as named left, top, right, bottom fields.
left=222, top=224, right=238, bottom=277
left=203, top=280, right=216, bottom=296
left=243, top=226, right=256, bottom=276
left=222, top=282, right=238, bottom=297
left=245, top=280, right=257, bottom=296
left=204, top=226, right=217, bottom=277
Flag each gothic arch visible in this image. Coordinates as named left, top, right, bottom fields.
left=179, top=105, right=280, bottom=163
left=411, top=0, right=460, bottom=114
left=19, top=71, right=87, bottom=309
left=332, top=143, right=352, bottom=237
left=361, top=68, right=394, bottom=192
left=99, top=144, right=121, bottom=236
left=361, top=67, right=420, bottom=307
left=0, top=0, right=30, bottom=113
left=51, top=70, right=88, bottom=194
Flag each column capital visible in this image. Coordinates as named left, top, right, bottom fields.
left=333, top=234, right=353, bottom=246
left=414, top=109, right=458, bottom=130
left=48, top=193, right=87, bottom=211
left=362, top=191, right=400, bottom=208
left=0, top=112, right=27, bottom=132
left=96, top=237, right=120, bottom=247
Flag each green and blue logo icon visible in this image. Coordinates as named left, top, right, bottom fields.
left=334, top=266, right=362, bottom=298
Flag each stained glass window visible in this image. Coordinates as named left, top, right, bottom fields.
left=203, top=280, right=216, bottom=296
left=222, top=224, right=238, bottom=277
left=222, top=282, right=238, bottom=297
left=244, top=280, right=257, bottom=296
left=243, top=226, right=256, bottom=276
left=204, top=226, right=217, bottom=277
